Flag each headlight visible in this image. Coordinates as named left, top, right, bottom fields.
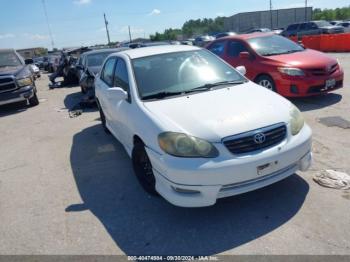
left=17, top=77, right=33, bottom=87
left=290, top=105, right=304, bottom=135
left=337, top=59, right=342, bottom=70
left=158, top=132, right=219, bottom=158
left=278, top=67, right=305, bottom=76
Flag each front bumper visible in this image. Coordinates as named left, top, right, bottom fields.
left=273, top=69, right=344, bottom=97
left=0, top=85, right=35, bottom=106
left=146, top=125, right=312, bottom=207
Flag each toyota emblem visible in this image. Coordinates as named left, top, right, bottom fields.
left=254, top=133, right=266, bottom=144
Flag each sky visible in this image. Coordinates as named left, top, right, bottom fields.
left=0, top=0, right=349, bottom=50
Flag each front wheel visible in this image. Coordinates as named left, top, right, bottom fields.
left=28, top=92, right=39, bottom=107
left=255, top=75, right=276, bottom=92
left=97, top=103, right=110, bottom=134
left=132, top=144, right=158, bottom=195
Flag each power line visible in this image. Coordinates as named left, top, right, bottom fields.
left=42, top=0, right=55, bottom=49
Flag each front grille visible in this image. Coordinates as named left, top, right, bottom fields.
left=223, top=123, right=287, bottom=155
left=309, top=63, right=338, bottom=76
left=308, top=80, right=343, bottom=94
left=0, top=77, right=17, bottom=93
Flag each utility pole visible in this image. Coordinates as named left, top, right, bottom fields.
left=128, top=26, right=132, bottom=43
left=305, top=0, right=308, bottom=21
left=104, top=13, right=111, bottom=45
left=270, top=0, right=273, bottom=29
left=42, top=0, right=55, bottom=50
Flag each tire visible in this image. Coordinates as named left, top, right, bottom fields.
left=81, top=85, right=87, bottom=94
left=132, top=143, right=158, bottom=195
left=255, top=75, right=276, bottom=92
left=28, top=92, right=39, bottom=107
left=97, top=103, right=110, bottom=134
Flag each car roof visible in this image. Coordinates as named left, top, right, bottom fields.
left=83, top=47, right=129, bottom=56
left=218, top=32, right=275, bottom=41
left=117, top=45, right=200, bottom=59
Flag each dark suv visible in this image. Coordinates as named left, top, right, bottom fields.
left=0, top=49, right=39, bottom=107
left=282, top=21, right=344, bottom=37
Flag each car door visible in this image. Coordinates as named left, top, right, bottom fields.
left=96, top=57, right=117, bottom=126
left=107, top=58, right=134, bottom=150
left=225, top=40, right=255, bottom=79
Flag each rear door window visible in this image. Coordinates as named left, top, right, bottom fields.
left=113, top=59, right=130, bottom=92
left=299, top=23, right=308, bottom=31
left=227, top=41, right=249, bottom=57
left=208, top=41, right=226, bottom=56
left=287, top=24, right=299, bottom=31
left=101, top=58, right=116, bottom=86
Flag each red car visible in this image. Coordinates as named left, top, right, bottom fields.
left=206, top=33, right=344, bottom=97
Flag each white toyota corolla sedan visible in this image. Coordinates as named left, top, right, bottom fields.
left=95, top=45, right=312, bottom=207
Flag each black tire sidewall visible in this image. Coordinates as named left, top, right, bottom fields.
left=132, top=144, right=158, bottom=195
left=29, top=92, right=39, bottom=107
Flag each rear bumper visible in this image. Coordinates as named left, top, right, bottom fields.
left=0, top=85, right=35, bottom=106
left=273, top=69, right=344, bottom=97
left=146, top=125, right=312, bottom=207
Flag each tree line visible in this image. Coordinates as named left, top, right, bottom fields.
left=150, top=6, right=350, bottom=41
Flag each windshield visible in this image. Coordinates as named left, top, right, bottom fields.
left=247, top=35, right=304, bottom=56
left=87, top=52, right=112, bottom=67
left=0, top=52, right=22, bottom=67
left=314, top=21, right=332, bottom=27
left=132, top=50, right=246, bottom=100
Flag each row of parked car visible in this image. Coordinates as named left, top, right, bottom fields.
left=193, top=19, right=350, bottom=47
left=1, top=28, right=344, bottom=207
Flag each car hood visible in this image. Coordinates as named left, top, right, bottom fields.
left=143, top=82, right=292, bottom=142
left=0, top=65, right=25, bottom=76
left=268, top=49, right=337, bottom=69
left=320, top=25, right=343, bottom=30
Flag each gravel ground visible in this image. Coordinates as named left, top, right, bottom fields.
left=0, top=54, right=349, bottom=255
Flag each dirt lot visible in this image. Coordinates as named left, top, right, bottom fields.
left=0, top=54, right=349, bottom=255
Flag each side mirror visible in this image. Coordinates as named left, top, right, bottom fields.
left=239, top=52, right=251, bottom=59
left=108, top=87, right=128, bottom=101
left=236, top=66, right=247, bottom=76
left=25, top=58, right=34, bottom=65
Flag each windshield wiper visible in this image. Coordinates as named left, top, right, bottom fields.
left=142, top=91, right=183, bottom=100
left=185, top=80, right=246, bottom=94
left=263, top=50, right=303, bottom=56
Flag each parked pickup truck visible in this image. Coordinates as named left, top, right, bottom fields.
left=0, top=49, right=39, bottom=107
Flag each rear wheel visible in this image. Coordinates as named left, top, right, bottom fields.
left=132, top=143, right=158, bottom=195
left=255, top=75, right=276, bottom=92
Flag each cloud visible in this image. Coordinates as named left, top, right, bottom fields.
left=73, top=0, right=91, bottom=5
left=148, top=9, right=161, bottom=16
left=0, top=33, right=15, bottom=39
left=23, top=33, right=50, bottom=40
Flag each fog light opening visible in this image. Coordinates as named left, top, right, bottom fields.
left=290, top=85, right=299, bottom=94
left=171, top=186, right=201, bottom=195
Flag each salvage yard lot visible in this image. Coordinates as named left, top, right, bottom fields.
left=0, top=53, right=349, bottom=255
